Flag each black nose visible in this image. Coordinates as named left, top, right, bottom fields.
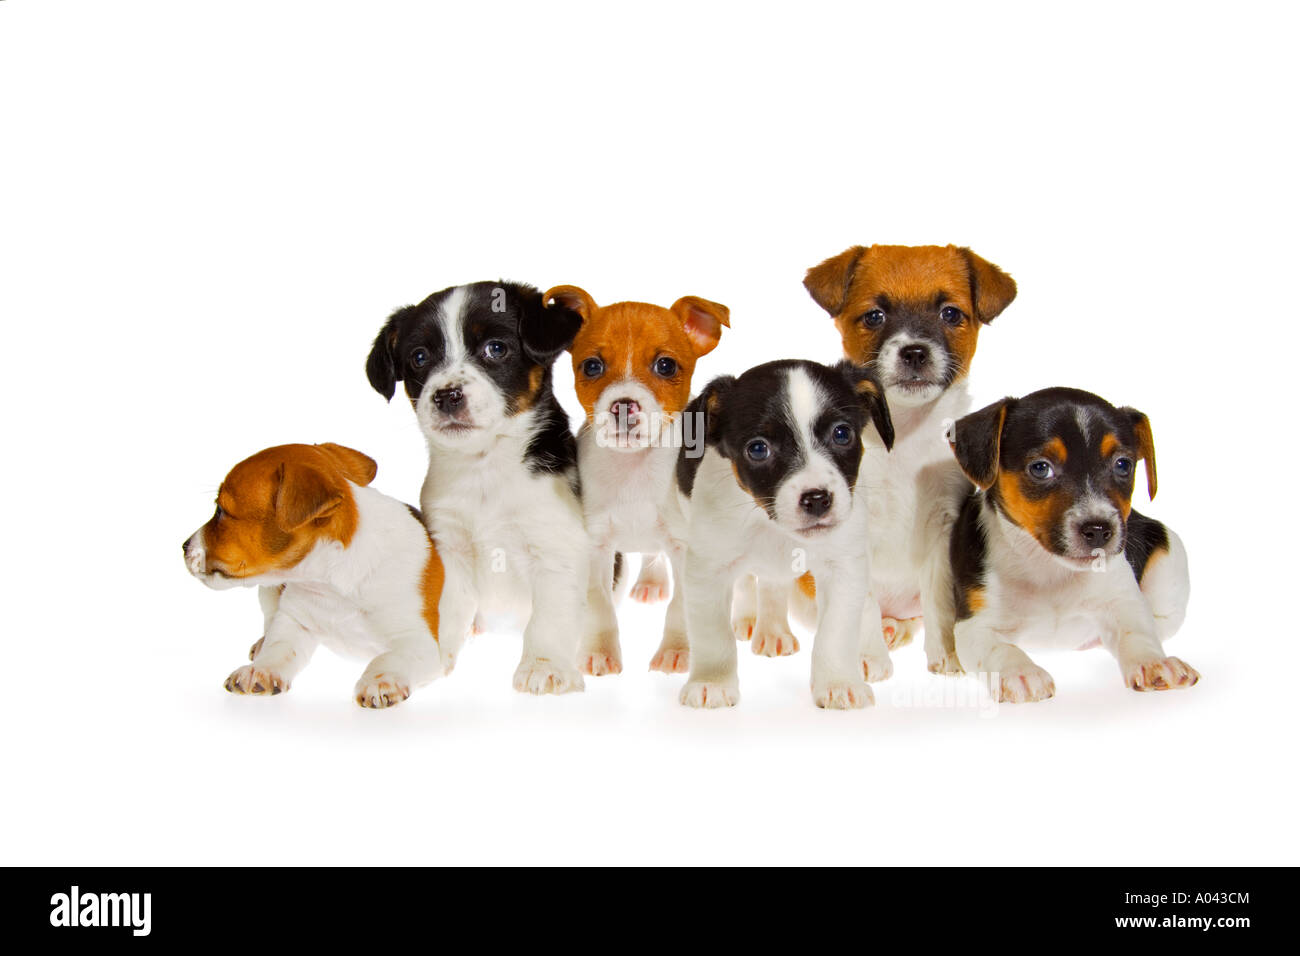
left=1079, top=521, right=1114, bottom=547
left=433, top=387, right=464, bottom=411
left=900, top=345, right=929, bottom=370
left=799, top=489, right=833, bottom=517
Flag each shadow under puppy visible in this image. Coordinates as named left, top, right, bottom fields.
left=944, top=388, right=1196, bottom=702
left=183, top=443, right=445, bottom=708
left=677, top=360, right=893, bottom=708
left=547, top=284, right=730, bottom=676
left=367, top=280, right=588, bottom=694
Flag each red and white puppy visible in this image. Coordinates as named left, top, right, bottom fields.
left=183, top=443, right=445, bottom=708
left=546, top=285, right=729, bottom=675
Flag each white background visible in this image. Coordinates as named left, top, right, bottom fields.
left=2, top=0, right=1296, bottom=866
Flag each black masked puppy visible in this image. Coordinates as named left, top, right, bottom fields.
left=366, top=280, right=588, bottom=694
left=676, top=360, right=893, bottom=708
left=943, top=388, right=1195, bottom=702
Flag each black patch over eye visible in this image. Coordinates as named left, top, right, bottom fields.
left=1027, top=459, right=1055, bottom=481
left=483, top=340, right=509, bottom=361
left=410, top=347, right=430, bottom=369
left=745, top=439, right=772, bottom=462
left=653, top=356, right=679, bottom=378
left=582, top=357, right=605, bottom=378
left=861, top=310, right=886, bottom=329
left=1114, top=457, right=1134, bottom=479
left=831, top=423, right=854, bottom=446
left=940, top=306, right=965, bottom=326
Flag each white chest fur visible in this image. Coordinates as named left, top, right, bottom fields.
left=577, top=423, right=686, bottom=553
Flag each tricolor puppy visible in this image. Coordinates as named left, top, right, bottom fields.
left=183, top=443, right=445, bottom=708
left=676, top=360, right=893, bottom=708
left=366, top=280, right=589, bottom=694
left=797, top=243, right=1018, bottom=674
left=945, top=388, right=1196, bottom=702
left=546, top=285, right=729, bottom=676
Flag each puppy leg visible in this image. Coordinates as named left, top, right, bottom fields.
left=1139, top=526, right=1190, bottom=642
left=225, top=612, right=316, bottom=696
left=1102, top=594, right=1199, bottom=693
left=681, top=554, right=740, bottom=708
left=751, top=578, right=799, bottom=657
left=650, top=546, right=689, bottom=673
left=812, top=567, right=873, bottom=709
left=881, top=616, right=915, bottom=650
left=730, top=574, right=757, bottom=641
left=919, top=546, right=962, bottom=675
left=579, top=548, right=622, bottom=676
left=247, top=585, right=283, bottom=660
left=788, top=573, right=819, bottom=632
left=354, top=626, right=443, bottom=709
left=955, top=618, right=1055, bottom=703
left=630, top=552, right=672, bottom=604
left=857, top=592, right=894, bottom=683
left=515, top=533, right=587, bottom=694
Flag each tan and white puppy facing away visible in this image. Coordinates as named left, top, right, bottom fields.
left=183, top=443, right=445, bottom=708
left=547, top=284, right=729, bottom=675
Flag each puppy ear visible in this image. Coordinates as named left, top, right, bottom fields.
left=671, top=296, right=730, bottom=357
left=519, top=285, right=583, bottom=364
left=804, top=245, right=867, bottom=316
left=952, top=397, right=1015, bottom=489
left=315, top=443, right=378, bottom=487
left=837, top=361, right=894, bottom=451
left=273, top=461, right=344, bottom=532
left=692, top=373, right=737, bottom=448
left=958, top=247, right=1017, bottom=324
left=543, top=285, right=598, bottom=326
left=1122, top=408, right=1158, bottom=500
left=366, top=306, right=414, bottom=401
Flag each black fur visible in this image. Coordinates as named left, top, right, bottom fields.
left=950, top=491, right=989, bottom=622
left=1124, top=509, right=1169, bottom=582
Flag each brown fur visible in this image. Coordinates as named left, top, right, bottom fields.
left=994, top=470, right=1074, bottom=553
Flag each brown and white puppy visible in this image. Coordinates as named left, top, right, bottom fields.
left=943, top=388, right=1195, bottom=701
left=546, top=285, right=729, bottom=675
left=183, top=443, right=446, bottom=708
left=762, top=243, right=1018, bottom=677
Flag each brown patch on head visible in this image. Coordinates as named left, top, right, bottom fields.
left=1099, top=433, right=1118, bottom=458
left=1044, top=437, right=1067, bottom=463
left=201, top=444, right=364, bottom=580
left=562, top=291, right=729, bottom=421
left=804, top=244, right=1016, bottom=379
left=994, top=470, right=1074, bottom=552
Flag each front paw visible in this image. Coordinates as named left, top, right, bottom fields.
left=991, top=662, right=1055, bottom=703
left=513, top=658, right=584, bottom=695
left=812, top=676, right=874, bottom=709
left=881, top=617, right=917, bottom=650
left=679, top=678, right=739, bottom=708
left=248, top=636, right=265, bottom=661
left=649, top=639, right=689, bottom=673
left=630, top=579, right=671, bottom=604
left=926, top=649, right=964, bottom=675
left=751, top=625, right=799, bottom=657
left=731, top=614, right=755, bottom=642
left=1124, top=656, right=1200, bottom=692
left=224, top=664, right=289, bottom=696
left=354, top=673, right=411, bottom=709
left=860, top=652, right=893, bottom=682
left=580, top=650, right=623, bottom=676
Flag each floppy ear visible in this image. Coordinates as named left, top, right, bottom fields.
left=315, top=443, right=378, bottom=487
left=1121, top=407, right=1158, bottom=500
left=273, top=461, right=344, bottom=531
left=958, top=247, right=1017, bottom=324
left=952, top=397, right=1015, bottom=489
left=543, top=285, right=598, bottom=328
left=691, top=373, right=737, bottom=449
left=837, top=361, right=894, bottom=451
left=670, top=296, right=730, bottom=357
left=366, top=306, right=415, bottom=401
left=804, top=245, right=866, bottom=316
left=519, top=285, right=583, bottom=365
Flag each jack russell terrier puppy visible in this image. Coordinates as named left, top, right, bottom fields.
left=784, top=243, right=1019, bottom=677
left=944, top=388, right=1196, bottom=701
left=546, top=285, right=730, bottom=676
left=366, top=280, right=589, bottom=695
left=183, top=443, right=445, bottom=708
left=676, top=359, right=894, bottom=708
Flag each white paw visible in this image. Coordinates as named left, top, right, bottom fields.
left=224, top=664, right=289, bottom=696
left=927, top=649, right=964, bottom=675
left=860, top=652, right=893, bottom=682
left=751, top=625, right=799, bottom=657
left=1123, top=656, right=1200, bottom=692
left=882, top=616, right=919, bottom=650
left=812, top=676, right=874, bottom=710
left=732, top=615, right=756, bottom=642
left=354, top=673, right=411, bottom=709
left=649, top=641, right=689, bottom=673
left=992, top=662, right=1056, bottom=703
left=580, top=650, right=623, bottom=677
left=630, top=561, right=671, bottom=603
left=679, top=678, right=739, bottom=708
left=247, top=636, right=265, bottom=661
left=513, top=658, right=584, bottom=695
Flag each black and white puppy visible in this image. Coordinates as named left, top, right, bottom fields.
left=944, top=387, right=1195, bottom=702
left=676, top=360, right=893, bottom=708
left=366, top=280, right=589, bottom=694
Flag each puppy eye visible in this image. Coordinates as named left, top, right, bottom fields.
left=940, top=306, right=965, bottom=326
left=1027, top=459, right=1055, bottom=481
left=653, top=356, right=679, bottom=378
left=745, top=439, right=772, bottom=462
left=1113, top=457, right=1134, bottom=479
left=582, top=357, right=605, bottom=378
left=831, top=423, right=854, bottom=446
left=483, top=340, right=509, bottom=361
left=860, top=310, right=886, bottom=329
left=410, top=347, right=430, bottom=369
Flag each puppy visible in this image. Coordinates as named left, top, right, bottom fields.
left=366, top=280, right=588, bottom=694
left=677, top=360, right=894, bottom=708
left=944, top=388, right=1196, bottom=702
left=797, top=243, right=1018, bottom=674
left=183, top=443, right=445, bottom=708
left=546, top=285, right=730, bottom=675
